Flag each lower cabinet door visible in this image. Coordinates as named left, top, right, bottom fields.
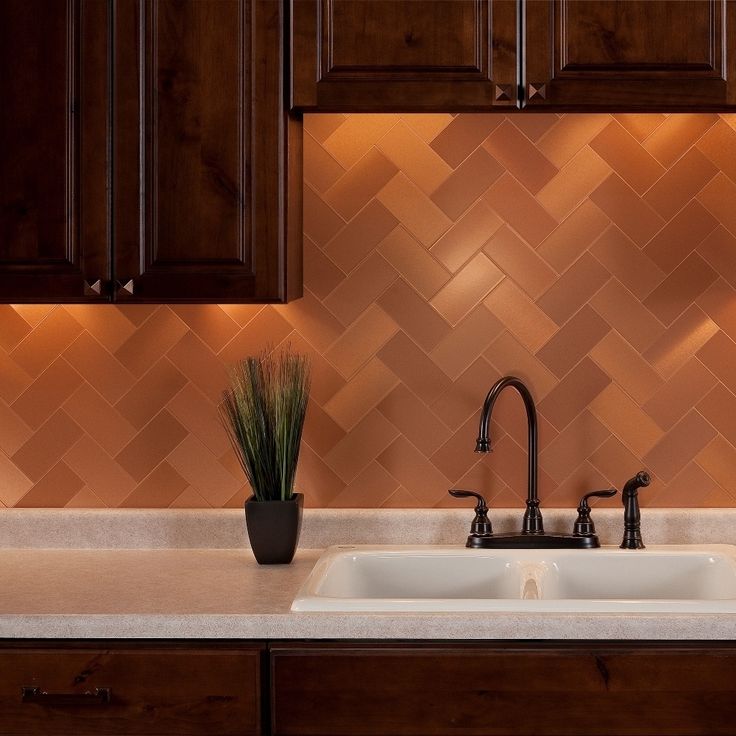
left=270, top=642, right=736, bottom=736
left=0, top=643, right=262, bottom=736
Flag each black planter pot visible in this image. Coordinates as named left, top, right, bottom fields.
left=244, top=493, right=304, bottom=564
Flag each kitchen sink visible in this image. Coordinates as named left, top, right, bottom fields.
left=291, top=545, right=736, bottom=613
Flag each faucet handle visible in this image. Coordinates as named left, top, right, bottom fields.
left=573, top=489, right=617, bottom=537
left=449, top=489, right=492, bottom=538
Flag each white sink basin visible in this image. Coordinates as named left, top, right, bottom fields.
left=291, top=545, right=736, bottom=613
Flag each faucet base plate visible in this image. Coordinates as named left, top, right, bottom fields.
left=466, top=533, right=600, bottom=549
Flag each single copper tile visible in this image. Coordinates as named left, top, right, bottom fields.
left=277, top=290, right=344, bottom=352
left=323, top=148, right=398, bottom=220
left=115, top=411, right=187, bottom=482
left=169, top=306, right=240, bottom=353
left=644, top=358, right=718, bottom=431
left=218, top=308, right=293, bottom=368
left=590, top=225, right=665, bottom=300
left=644, top=253, right=717, bottom=326
left=378, top=435, right=452, bottom=507
left=483, top=226, right=557, bottom=299
left=11, top=358, right=83, bottom=430
left=378, top=331, right=452, bottom=404
left=644, top=148, right=718, bottom=220
left=63, top=332, right=134, bottom=403
left=430, top=199, right=503, bottom=272
left=696, top=434, right=736, bottom=492
left=484, top=174, right=558, bottom=247
left=645, top=200, right=718, bottom=274
left=325, top=304, right=397, bottom=378
left=536, top=253, right=610, bottom=326
left=324, top=358, right=398, bottom=431
left=697, top=278, right=736, bottom=341
left=303, top=130, right=346, bottom=192
left=537, top=114, right=611, bottom=167
left=377, top=173, right=452, bottom=246
left=324, top=409, right=399, bottom=483
left=10, top=307, right=84, bottom=378
left=536, top=146, right=610, bottom=221
left=430, top=305, right=504, bottom=380
left=303, top=236, right=345, bottom=301
left=589, top=174, right=664, bottom=246
left=644, top=410, right=717, bottom=482
left=378, top=384, right=450, bottom=456
left=63, top=435, right=136, bottom=507
left=11, top=410, right=83, bottom=482
left=484, top=279, right=558, bottom=353
left=698, top=173, right=736, bottom=238
left=322, top=114, right=398, bottom=168
left=377, top=119, right=452, bottom=193
left=590, top=331, right=663, bottom=404
left=590, top=279, right=664, bottom=353
left=430, top=114, right=503, bottom=167
left=378, top=227, right=450, bottom=299
left=0, top=306, right=32, bottom=351
left=119, top=462, right=190, bottom=508
left=378, top=278, right=451, bottom=351
left=167, top=435, right=242, bottom=507
left=114, top=307, right=189, bottom=377
left=302, top=398, right=346, bottom=457
left=614, top=113, right=666, bottom=142
left=483, top=121, right=558, bottom=194
left=537, top=306, right=609, bottom=378
left=15, top=462, right=84, bottom=508
left=538, top=357, right=610, bottom=431
left=0, top=452, right=34, bottom=506
left=589, top=384, right=663, bottom=457
left=329, top=462, right=400, bottom=508
left=430, top=356, right=495, bottom=431
left=537, top=201, right=609, bottom=274
left=303, top=184, right=345, bottom=246
left=695, top=118, right=736, bottom=183
left=430, top=148, right=504, bottom=220
left=539, top=410, right=609, bottom=485
left=484, top=331, right=558, bottom=399
left=323, top=252, right=397, bottom=326
left=115, top=358, right=187, bottom=430
left=324, top=200, right=398, bottom=273
left=431, top=254, right=504, bottom=325
left=303, top=113, right=347, bottom=143
left=643, top=113, right=719, bottom=167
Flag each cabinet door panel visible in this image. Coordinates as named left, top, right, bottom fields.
left=0, top=0, right=109, bottom=302
left=291, top=0, right=518, bottom=110
left=525, top=0, right=736, bottom=109
left=114, top=0, right=301, bottom=303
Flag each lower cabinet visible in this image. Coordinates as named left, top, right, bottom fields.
left=0, top=641, right=262, bottom=736
left=3, top=640, right=736, bottom=736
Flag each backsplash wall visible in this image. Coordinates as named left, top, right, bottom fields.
left=2, top=112, right=736, bottom=508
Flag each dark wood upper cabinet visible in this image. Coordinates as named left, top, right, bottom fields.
left=291, top=0, right=519, bottom=110
left=524, top=0, right=736, bottom=109
left=0, top=0, right=301, bottom=304
left=0, top=0, right=109, bottom=302
left=114, top=0, right=302, bottom=303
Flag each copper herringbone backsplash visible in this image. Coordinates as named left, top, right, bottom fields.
left=3, top=112, right=736, bottom=508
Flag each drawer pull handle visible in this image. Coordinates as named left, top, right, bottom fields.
left=21, top=686, right=111, bottom=706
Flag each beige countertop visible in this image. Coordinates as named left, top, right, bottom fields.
left=2, top=509, right=736, bottom=640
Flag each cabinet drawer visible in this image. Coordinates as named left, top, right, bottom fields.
left=0, top=643, right=262, bottom=736
left=271, top=642, right=736, bottom=736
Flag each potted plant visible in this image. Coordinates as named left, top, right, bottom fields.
left=221, top=348, right=311, bottom=564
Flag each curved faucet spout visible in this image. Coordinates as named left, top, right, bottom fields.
left=477, top=376, right=543, bottom=534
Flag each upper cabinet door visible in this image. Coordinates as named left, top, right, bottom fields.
left=0, top=0, right=110, bottom=302
left=113, top=0, right=302, bottom=303
left=291, top=0, right=518, bottom=110
left=524, top=0, right=736, bottom=109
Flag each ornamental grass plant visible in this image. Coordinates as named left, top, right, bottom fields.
left=221, top=348, right=311, bottom=502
